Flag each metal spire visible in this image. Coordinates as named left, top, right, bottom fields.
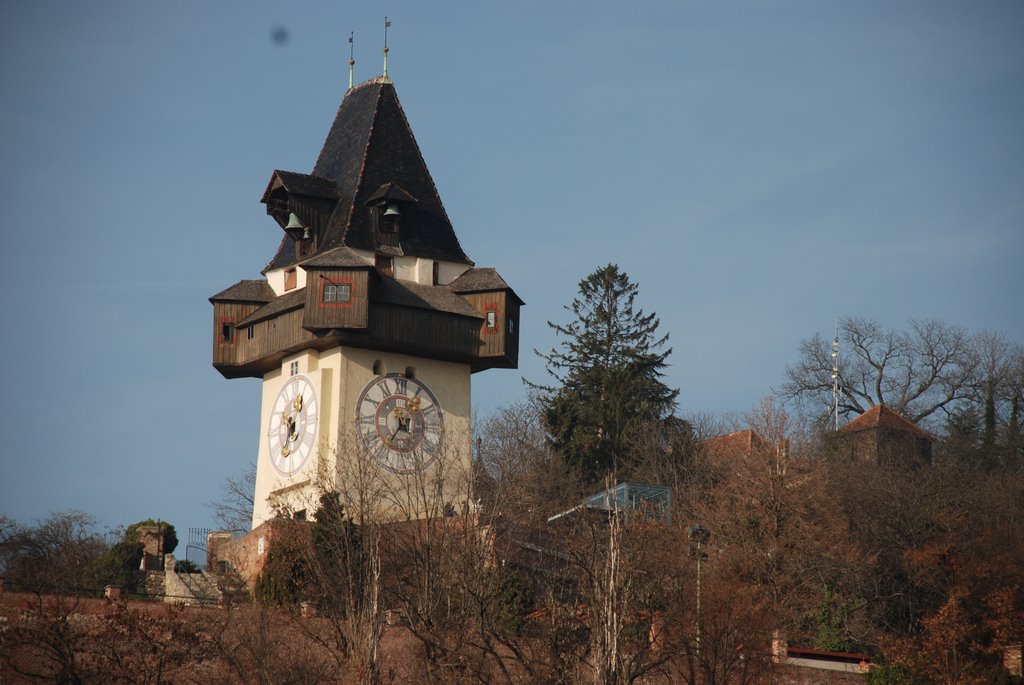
left=381, top=17, right=392, bottom=84
left=348, top=31, right=355, bottom=90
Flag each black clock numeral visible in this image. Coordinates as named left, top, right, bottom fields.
left=395, top=377, right=408, bottom=394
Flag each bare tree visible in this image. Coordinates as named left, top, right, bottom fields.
left=0, top=511, right=110, bottom=594
left=783, top=317, right=981, bottom=426
left=973, top=331, right=1024, bottom=465
left=206, top=462, right=256, bottom=534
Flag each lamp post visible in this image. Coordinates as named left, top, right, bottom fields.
left=688, top=524, right=711, bottom=661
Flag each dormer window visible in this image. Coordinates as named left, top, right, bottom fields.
left=380, top=204, right=400, bottom=233
left=285, top=268, right=297, bottom=291
left=366, top=183, right=417, bottom=249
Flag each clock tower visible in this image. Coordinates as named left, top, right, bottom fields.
left=210, top=71, right=522, bottom=528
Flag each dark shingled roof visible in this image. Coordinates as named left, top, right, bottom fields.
left=262, top=170, right=339, bottom=201
left=371, top=278, right=483, bottom=319
left=235, top=288, right=307, bottom=327
left=366, top=182, right=418, bottom=205
left=449, top=267, right=525, bottom=304
left=300, top=245, right=373, bottom=269
left=209, top=279, right=276, bottom=304
left=839, top=404, right=935, bottom=440
left=449, top=267, right=509, bottom=291
left=265, top=78, right=472, bottom=271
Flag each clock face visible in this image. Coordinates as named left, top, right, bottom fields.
left=355, top=374, right=445, bottom=474
left=267, top=374, right=319, bottom=477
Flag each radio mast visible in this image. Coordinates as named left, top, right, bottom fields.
left=831, top=318, right=840, bottom=431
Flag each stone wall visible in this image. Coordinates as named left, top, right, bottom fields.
left=206, top=519, right=297, bottom=589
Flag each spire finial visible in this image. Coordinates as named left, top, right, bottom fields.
left=381, top=16, right=392, bottom=84
left=347, top=31, right=355, bottom=90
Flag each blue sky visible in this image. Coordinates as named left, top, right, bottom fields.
left=2, top=1, right=1022, bottom=535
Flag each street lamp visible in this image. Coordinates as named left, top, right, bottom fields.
left=688, top=524, right=711, bottom=660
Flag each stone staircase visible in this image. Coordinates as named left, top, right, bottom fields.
left=178, top=571, right=223, bottom=606
left=155, top=554, right=223, bottom=606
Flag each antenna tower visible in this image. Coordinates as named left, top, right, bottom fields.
left=831, top=318, right=840, bottom=431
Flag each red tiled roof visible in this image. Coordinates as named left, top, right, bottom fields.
left=838, top=404, right=934, bottom=440
left=699, top=429, right=767, bottom=459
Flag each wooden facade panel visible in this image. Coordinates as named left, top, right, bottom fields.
left=369, top=304, right=480, bottom=359
left=290, top=195, right=336, bottom=248
left=216, top=291, right=516, bottom=376
left=240, top=309, right=317, bottom=365
left=505, top=299, right=521, bottom=367
left=303, top=269, right=369, bottom=330
left=458, top=291, right=520, bottom=368
left=212, top=302, right=263, bottom=365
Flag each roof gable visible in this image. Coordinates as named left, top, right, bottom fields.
left=209, top=279, right=276, bottom=304
left=261, top=170, right=339, bottom=203
left=450, top=267, right=525, bottom=304
left=366, top=182, right=418, bottom=205
left=839, top=404, right=934, bottom=440
left=300, top=245, right=372, bottom=269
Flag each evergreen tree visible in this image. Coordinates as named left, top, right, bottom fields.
left=529, top=264, right=679, bottom=478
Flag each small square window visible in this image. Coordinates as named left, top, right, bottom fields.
left=247, top=326, right=255, bottom=340
left=220, top=322, right=234, bottom=343
left=485, top=311, right=497, bottom=329
left=290, top=361, right=299, bottom=376
left=322, top=282, right=351, bottom=303
left=284, top=268, right=297, bottom=291
left=508, top=318, right=515, bottom=335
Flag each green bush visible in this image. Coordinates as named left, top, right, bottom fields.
left=125, top=519, right=178, bottom=554
left=863, top=665, right=924, bottom=685
left=174, top=559, right=201, bottom=574
left=494, top=570, right=534, bottom=636
left=91, top=541, right=144, bottom=590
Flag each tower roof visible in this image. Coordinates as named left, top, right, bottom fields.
left=838, top=404, right=934, bottom=440
left=208, top=279, right=276, bottom=304
left=265, top=77, right=472, bottom=271
left=450, top=267, right=526, bottom=305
